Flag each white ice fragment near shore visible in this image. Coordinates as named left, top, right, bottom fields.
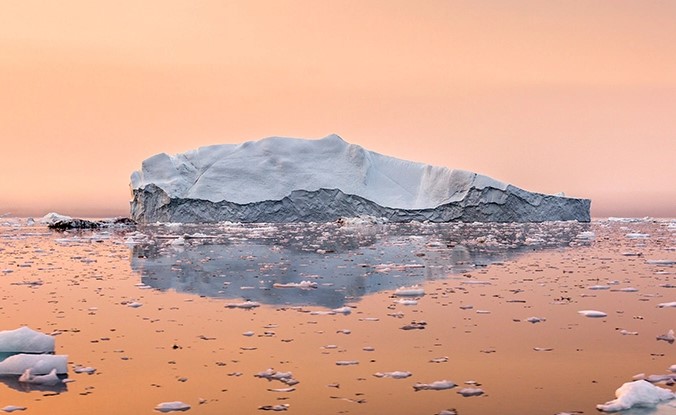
left=394, top=286, right=425, bottom=297
left=588, top=285, right=610, bottom=290
left=0, top=327, right=55, bottom=353
left=225, top=301, right=260, bottom=309
left=413, top=380, right=457, bottom=391
left=526, top=317, right=546, bottom=324
left=596, top=380, right=674, bottom=412
left=0, top=354, right=68, bottom=375
left=1, top=406, right=27, bottom=413
left=332, top=306, right=352, bottom=315
left=578, top=310, right=607, bottom=318
left=40, top=212, right=72, bottom=225
left=273, top=281, right=318, bottom=289
left=657, top=302, right=676, bottom=308
left=457, top=387, right=484, bottom=397
left=373, top=371, right=412, bottom=379
left=656, top=329, right=675, bottom=343
left=19, top=368, right=61, bottom=386
left=335, top=360, right=359, bottom=366
left=154, top=401, right=191, bottom=412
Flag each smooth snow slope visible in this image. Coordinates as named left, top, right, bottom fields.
left=131, top=134, right=506, bottom=210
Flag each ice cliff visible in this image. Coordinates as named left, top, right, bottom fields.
left=130, top=135, right=591, bottom=223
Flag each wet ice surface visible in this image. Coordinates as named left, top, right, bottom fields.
left=0, top=218, right=674, bottom=414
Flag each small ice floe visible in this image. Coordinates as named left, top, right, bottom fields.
left=656, top=329, right=675, bottom=344
left=429, top=357, right=448, bottom=363
left=625, top=233, right=650, bottom=239
left=461, top=280, right=492, bottom=285
left=225, top=301, right=261, bottom=309
left=413, top=380, right=457, bottom=391
left=254, top=369, right=298, bottom=386
left=267, top=387, right=295, bottom=392
left=401, top=321, right=427, bottom=330
left=459, top=305, right=473, bottom=310
left=618, top=329, right=639, bottom=336
left=457, top=387, right=484, bottom=397
left=578, top=310, right=607, bottom=318
left=657, top=302, right=676, bottom=308
left=273, top=281, right=318, bottom=289
left=670, top=364, right=676, bottom=373
left=436, top=410, right=458, bottom=415
left=476, top=310, right=491, bottom=315
left=588, top=285, right=611, bottom=290
left=394, top=286, right=425, bottom=297
left=1, top=406, right=27, bottom=413
left=73, top=365, right=96, bottom=374
left=575, top=231, right=595, bottom=241
left=525, top=317, right=546, bottom=324
left=533, top=347, right=554, bottom=352
left=127, top=301, right=143, bottom=308
left=645, top=374, right=676, bottom=383
left=332, top=306, right=352, bottom=315
left=335, top=360, right=359, bottom=366
left=646, top=259, right=676, bottom=266
left=596, top=380, right=675, bottom=412
left=154, top=401, right=191, bottom=412
left=373, top=371, right=412, bottom=379
left=0, top=326, right=55, bottom=353
left=19, top=368, right=61, bottom=386
left=258, top=404, right=289, bottom=411
left=397, top=299, right=418, bottom=306
left=242, top=331, right=255, bottom=337
left=337, top=329, right=351, bottom=335
left=611, top=287, right=639, bottom=293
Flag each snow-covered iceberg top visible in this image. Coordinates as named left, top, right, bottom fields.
left=130, top=134, right=507, bottom=210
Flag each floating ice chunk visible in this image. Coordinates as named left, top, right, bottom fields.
left=225, top=301, right=260, bottom=309
left=413, top=380, right=457, bottom=391
left=242, top=331, right=255, bottom=337
left=656, top=329, right=675, bottom=344
left=625, top=233, right=650, bottom=239
left=40, top=212, right=72, bottom=225
left=429, top=357, right=448, bottom=363
left=273, top=281, right=318, bottom=289
left=154, top=401, right=191, bottom=412
left=526, top=317, right=546, bottom=324
left=533, top=347, right=554, bottom=352
left=394, top=286, right=425, bottom=297
left=335, top=360, right=359, bottom=366
left=19, top=368, right=61, bottom=386
left=612, top=287, right=639, bottom=293
left=578, top=310, right=607, bottom=318
left=258, top=404, right=289, bottom=411
left=646, top=260, right=676, bottom=266
left=619, top=329, right=638, bottom=336
left=397, top=299, right=418, bottom=306
left=332, top=306, right=352, bottom=315
left=657, top=302, right=676, bottom=308
left=267, top=387, right=295, bottom=392
left=457, top=387, right=484, bottom=397
left=575, top=231, right=595, bottom=240
left=596, top=380, right=675, bottom=412
left=373, top=371, right=412, bottom=379
left=588, top=285, right=610, bottom=290
left=73, top=365, right=96, bottom=374
left=0, top=354, right=68, bottom=375
left=1, top=406, right=27, bottom=413
left=254, top=369, right=298, bottom=385
left=670, top=364, right=676, bottom=373
left=127, top=301, right=143, bottom=308
left=0, top=327, right=55, bottom=353
left=461, top=280, right=492, bottom=285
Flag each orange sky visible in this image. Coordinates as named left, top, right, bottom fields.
left=1, top=1, right=675, bottom=218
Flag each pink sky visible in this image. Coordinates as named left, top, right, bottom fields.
left=1, top=1, right=674, bottom=218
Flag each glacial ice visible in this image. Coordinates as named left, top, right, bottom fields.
left=130, top=135, right=591, bottom=223
left=596, top=380, right=675, bottom=412
left=0, top=354, right=68, bottom=375
left=154, top=401, right=191, bottom=413
left=0, top=327, right=55, bottom=353
left=413, top=380, right=457, bottom=391
left=18, top=368, right=61, bottom=386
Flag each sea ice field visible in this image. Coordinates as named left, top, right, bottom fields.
left=0, top=217, right=674, bottom=414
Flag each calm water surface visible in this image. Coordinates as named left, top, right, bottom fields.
left=0, top=218, right=674, bottom=414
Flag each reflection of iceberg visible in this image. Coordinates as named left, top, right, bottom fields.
left=130, top=221, right=590, bottom=308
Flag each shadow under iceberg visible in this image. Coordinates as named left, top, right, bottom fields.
left=129, top=220, right=592, bottom=309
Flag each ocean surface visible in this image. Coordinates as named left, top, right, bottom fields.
left=0, top=218, right=674, bottom=414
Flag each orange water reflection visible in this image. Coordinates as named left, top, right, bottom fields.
left=0, top=219, right=674, bottom=414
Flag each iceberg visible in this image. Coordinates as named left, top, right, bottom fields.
left=0, top=354, right=68, bottom=376
left=0, top=327, right=55, bottom=353
left=130, top=135, right=591, bottom=223
left=596, top=380, right=675, bottom=412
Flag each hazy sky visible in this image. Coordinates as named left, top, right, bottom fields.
left=1, top=1, right=674, bottom=218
